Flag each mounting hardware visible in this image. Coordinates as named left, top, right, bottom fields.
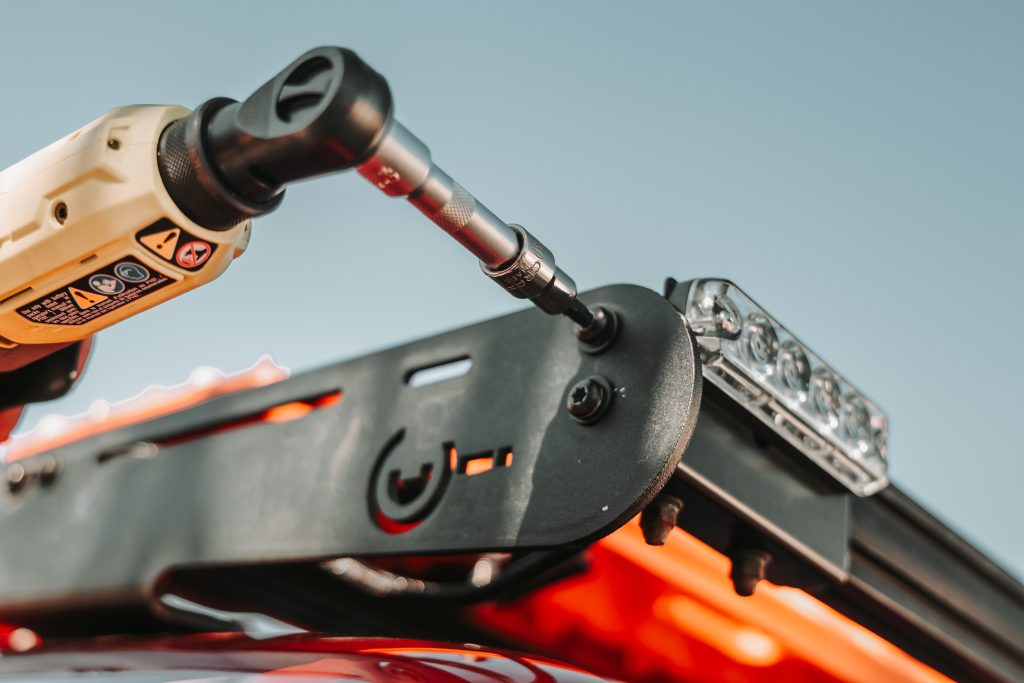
left=576, top=306, right=619, bottom=354
left=566, top=375, right=613, bottom=425
left=640, top=494, right=683, bottom=545
left=730, top=548, right=772, bottom=596
left=5, top=463, right=26, bottom=494
left=38, top=455, right=61, bottom=486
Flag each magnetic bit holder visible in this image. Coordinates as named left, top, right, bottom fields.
left=157, top=46, right=604, bottom=333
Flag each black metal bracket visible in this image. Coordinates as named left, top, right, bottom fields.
left=0, top=285, right=701, bottom=628
left=668, top=385, right=1024, bottom=683
left=3, top=278, right=1022, bottom=683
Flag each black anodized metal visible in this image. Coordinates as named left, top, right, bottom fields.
left=0, top=285, right=701, bottom=628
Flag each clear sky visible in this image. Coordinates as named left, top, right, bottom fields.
left=2, top=1, right=1022, bottom=576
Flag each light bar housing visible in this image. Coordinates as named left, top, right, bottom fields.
left=680, top=278, right=888, bottom=496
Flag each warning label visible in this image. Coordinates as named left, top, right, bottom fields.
left=140, top=226, right=180, bottom=259
left=68, top=287, right=107, bottom=309
left=175, top=240, right=212, bottom=269
left=136, top=219, right=217, bottom=272
left=17, top=256, right=174, bottom=326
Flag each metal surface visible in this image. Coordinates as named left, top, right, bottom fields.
left=358, top=120, right=519, bottom=269
left=675, top=384, right=852, bottom=581
left=671, top=383, right=1024, bottom=683
left=0, top=285, right=702, bottom=628
left=480, top=224, right=579, bottom=318
left=823, top=487, right=1024, bottom=683
left=356, top=121, right=585, bottom=321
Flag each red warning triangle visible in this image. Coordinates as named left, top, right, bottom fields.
left=140, top=228, right=180, bottom=260
left=69, top=286, right=107, bottom=310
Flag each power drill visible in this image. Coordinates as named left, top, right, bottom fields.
left=0, top=47, right=603, bottom=435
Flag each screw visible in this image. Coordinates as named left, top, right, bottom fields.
left=576, top=306, right=619, bottom=354
left=566, top=375, right=613, bottom=425
left=6, top=463, right=27, bottom=494
left=640, top=494, right=683, bottom=545
left=107, top=138, right=121, bottom=150
left=39, top=455, right=61, bottom=486
left=730, top=548, right=772, bottom=596
left=54, top=202, right=69, bottom=225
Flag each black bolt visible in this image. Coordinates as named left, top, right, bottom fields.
left=39, top=455, right=61, bottom=486
left=6, top=463, right=27, bottom=494
left=640, top=494, right=684, bottom=545
left=566, top=375, right=613, bottom=425
left=576, top=306, right=619, bottom=354
left=730, top=548, right=772, bottom=597
left=107, top=138, right=121, bottom=150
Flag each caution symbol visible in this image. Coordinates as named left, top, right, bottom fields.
left=140, top=227, right=180, bottom=260
left=69, top=286, right=108, bottom=310
left=176, top=240, right=212, bottom=269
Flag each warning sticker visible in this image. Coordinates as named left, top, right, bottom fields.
left=175, top=240, right=212, bottom=269
left=139, top=227, right=180, bottom=259
left=136, top=219, right=217, bottom=272
left=17, top=256, right=174, bottom=327
left=68, top=287, right=107, bottom=309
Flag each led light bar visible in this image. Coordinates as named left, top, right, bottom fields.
left=683, top=279, right=889, bottom=496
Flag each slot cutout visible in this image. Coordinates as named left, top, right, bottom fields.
left=457, top=446, right=514, bottom=477
left=405, top=356, right=472, bottom=388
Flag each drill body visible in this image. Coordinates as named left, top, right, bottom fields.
left=0, top=105, right=250, bottom=351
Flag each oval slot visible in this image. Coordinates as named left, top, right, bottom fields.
left=406, top=356, right=472, bottom=388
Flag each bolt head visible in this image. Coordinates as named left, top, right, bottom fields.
left=6, top=463, right=27, bottom=493
left=576, top=306, right=619, bottom=354
left=566, top=375, right=613, bottom=424
left=39, top=455, right=61, bottom=485
left=640, top=494, right=684, bottom=545
left=730, top=549, right=772, bottom=597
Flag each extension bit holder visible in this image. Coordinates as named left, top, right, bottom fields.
left=158, top=46, right=595, bottom=327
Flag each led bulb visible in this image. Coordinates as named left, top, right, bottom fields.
left=688, top=282, right=742, bottom=339
left=809, top=368, right=841, bottom=426
left=777, top=340, right=810, bottom=394
left=741, top=312, right=779, bottom=369
left=839, top=395, right=872, bottom=448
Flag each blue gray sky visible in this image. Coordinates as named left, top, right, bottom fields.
left=3, top=1, right=1022, bottom=576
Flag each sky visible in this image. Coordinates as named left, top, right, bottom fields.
left=2, top=2, right=1022, bottom=577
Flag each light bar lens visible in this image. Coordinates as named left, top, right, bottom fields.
left=684, top=279, right=889, bottom=496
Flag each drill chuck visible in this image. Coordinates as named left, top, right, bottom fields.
left=157, top=47, right=392, bottom=230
